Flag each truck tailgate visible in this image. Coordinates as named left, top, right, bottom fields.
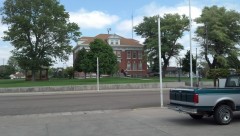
left=170, top=88, right=196, bottom=104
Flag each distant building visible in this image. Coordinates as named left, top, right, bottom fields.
left=25, top=66, right=49, bottom=81
left=73, top=34, right=147, bottom=77
left=165, top=67, right=178, bottom=77
left=10, top=72, right=25, bottom=79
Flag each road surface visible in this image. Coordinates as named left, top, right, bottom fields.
left=0, top=90, right=170, bottom=116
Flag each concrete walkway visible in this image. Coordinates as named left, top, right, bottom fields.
left=1, top=108, right=240, bottom=136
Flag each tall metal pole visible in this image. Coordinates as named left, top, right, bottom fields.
left=189, top=0, right=193, bottom=87
left=158, top=16, right=163, bottom=108
left=196, top=48, right=198, bottom=87
left=132, top=11, right=134, bottom=39
left=97, top=57, right=99, bottom=92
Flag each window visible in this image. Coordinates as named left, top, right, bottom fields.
left=127, top=51, right=131, bottom=59
left=127, top=61, right=131, bottom=70
left=226, top=76, right=240, bottom=87
left=132, top=51, right=137, bottom=59
left=133, top=61, right=137, bottom=70
left=138, top=51, right=142, bottom=59
left=138, top=61, right=142, bottom=70
left=116, top=51, right=121, bottom=57
left=117, top=58, right=121, bottom=63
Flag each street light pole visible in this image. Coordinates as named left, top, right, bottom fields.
left=158, top=16, right=163, bottom=108
left=97, top=57, right=99, bottom=92
left=189, top=0, right=193, bottom=87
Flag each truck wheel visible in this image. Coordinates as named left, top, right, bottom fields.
left=189, top=114, right=203, bottom=119
left=214, top=105, right=233, bottom=125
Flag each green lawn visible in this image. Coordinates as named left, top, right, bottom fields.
left=0, top=77, right=211, bottom=88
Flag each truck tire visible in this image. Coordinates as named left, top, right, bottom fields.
left=189, top=114, right=203, bottom=119
left=214, top=105, right=233, bottom=125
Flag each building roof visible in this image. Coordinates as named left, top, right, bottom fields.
left=77, top=34, right=142, bottom=46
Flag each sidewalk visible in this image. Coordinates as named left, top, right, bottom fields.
left=1, top=108, right=239, bottom=136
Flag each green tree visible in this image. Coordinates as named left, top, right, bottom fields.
left=88, top=39, right=118, bottom=76
left=195, top=6, right=240, bottom=69
left=0, top=65, right=15, bottom=79
left=1, top=0, right=81, bottom=81
left=207, top=69, right=230, bottom=87
left=48, top=67, right=55, bottom=78
left=64, top=66, right=74, bottom=79
left=198, top=61, right=210, bottom=78
left=182, top=50, right=196, bottom=76
left=134, top=14, right=189, bottom=77
left=226, top=53, right=240, bottom=69
left=7, top=56, right=22, bottom=72
left=73, top=48, right=91, bottom=79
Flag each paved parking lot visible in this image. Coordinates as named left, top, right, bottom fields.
left=0, top=108, right=240, bottom=136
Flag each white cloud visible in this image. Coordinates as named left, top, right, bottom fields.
left=69, top=8, right=119, bottom=29
left=116, top=20, right=132, bottom=34
left=115, top=16, right=143, bottom=37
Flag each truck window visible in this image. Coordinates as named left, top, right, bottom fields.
left=226, top=76, right=239, bottom=87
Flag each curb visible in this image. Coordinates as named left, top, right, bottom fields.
left=0, top=88, right=171, bottom=96
left=0, top=82, right=185, bottom=94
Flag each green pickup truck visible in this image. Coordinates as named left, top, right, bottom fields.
left=169, top=75, right=240, bottom=125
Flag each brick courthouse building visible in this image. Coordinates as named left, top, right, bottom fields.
left=73, top=34, right=147, bottom=77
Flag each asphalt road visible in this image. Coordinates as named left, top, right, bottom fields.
left=0, top=90, right=170, bottom=116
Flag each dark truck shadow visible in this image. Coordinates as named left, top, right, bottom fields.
left=166, top=112, right=240, bottom=126
left=166, top=116, right=216, bottom=126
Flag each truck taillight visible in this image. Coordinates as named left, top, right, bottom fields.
left=193, top=94, right=199, bottom=103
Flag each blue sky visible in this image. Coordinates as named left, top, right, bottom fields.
left=1, top=0, right=240, bottom=67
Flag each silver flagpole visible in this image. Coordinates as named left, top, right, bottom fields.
left=158, top=16, right=163, bottom=107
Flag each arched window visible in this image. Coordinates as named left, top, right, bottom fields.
left=138, top=61, right=142, bottom=70
left=127, top=61, right=131, bottom=70
left=127, top=51, right=131, bottom=59
left=133, top=61, right=137, bottom=70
